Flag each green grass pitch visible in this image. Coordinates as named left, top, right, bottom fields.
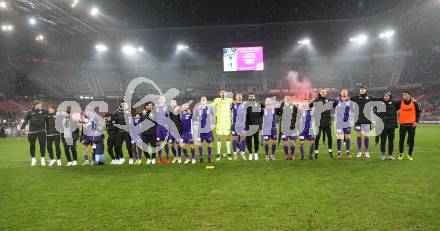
left=1, top=125, right=440, bottom=230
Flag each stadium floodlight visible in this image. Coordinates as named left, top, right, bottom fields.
left=95, top=43, right=108, bottom=52
left=1, top=24, right=13, bottom=32
left=122, top=44, right=144, bottom=55
left=298, top=38, right=311, bottom=45
left=29, top=18, right=37, bottom=26
left=35, top=34, right=44, bottom=41
left=379, top=30, right=395, bottom=39
left=71, top=0, right=79, bottom=8
left=122, top=44, right=136, bottom=54
left=349, top=34, right=368, bottom=43
left=90, top=7, right=99, bottom=17
left=0, top=1, right=7, bottom=9
left=177, top=44, right=189, bottom=51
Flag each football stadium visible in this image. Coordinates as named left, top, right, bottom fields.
left=1, top=0, right=440, bottom=230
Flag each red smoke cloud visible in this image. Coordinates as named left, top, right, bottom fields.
left=286, top=71, right=316, bottom=102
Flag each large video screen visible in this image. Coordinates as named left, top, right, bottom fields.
left=223, top=46, right=264, bottom=72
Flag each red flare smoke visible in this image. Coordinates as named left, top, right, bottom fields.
left=286, top=71, right=316, bottom=103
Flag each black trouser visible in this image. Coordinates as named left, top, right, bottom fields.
left=315, top=126, right=332, bottom=151
left=380, top=128, right=395, bottom=155
left=142, top=134, right=157, bottom=159
left=28, top=131, right=46, bottom=158
left=375, top=135, right=380, bottom=145
left=399, top=125, right=416, bottom=156
left=107, top=133, right=120, bottom=160
left=62, top=135, right=78, bottom=162
left=246, top=130, right=260, bottom=154
left=47, top=134, right=62, bottom=160
left=116, top=131, right=133, bottom=159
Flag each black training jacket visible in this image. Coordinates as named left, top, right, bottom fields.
left=351, top=93, right=381, bottom=125
left=106, top=118, right=119, bottom=136
left=379, top=100, right=400, bottom=129
left=168, top=110, right=182, bottom=134
left=46, top=112, right=60, bottom=136
left=312, top=95, right=333, bottom=127
left=244, top=101, right=263, bottom=130
left=140, top=111, right=157, bottom=136
left=21, top=109, right=48, bottom=133
left=113, top=108, right=130, bottom=132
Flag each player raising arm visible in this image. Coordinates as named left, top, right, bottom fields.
left=334, top=89, right=355, bottom=159
left=351, top=85, right=381, bottom=159
left=312, top=89, right=334, bottom=159
left=141, top=102, right=158, bottom=164
left=61, top=109, right=79, bottom=166
left=194, top=96, right=215, bottom=164
left=298, top=101, right=316, bottom=160
left=277, top=96, right=298, bottom=160
left=169, top=100, right=183, bottom=163
left=155, top=96, right=171, bottom=165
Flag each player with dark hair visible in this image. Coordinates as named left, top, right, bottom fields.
left=79, top=112, right=93, bottom=165
left=141, top=101, right=157, bottom=164
left=46, top=105, right=62, bottom=166
left=114, top=100, right=133, bottom=165
left=351, top=85, right=380, bottom=159
left=398, top=91, right=420, bottom=160
left=195, top=96, right=215, bottom=164
left=104, top=113, right=120, bottom=164
left=130, top=109, right=143, bottom=165
left=378, top=91, right=400, bottom=160
left=262, top=98, right=277, bottom=161
left=231, top=93, right=247, bottom=160
left=61, top=109, right=79, bottom=166
left=245, top=94, right=263, bottom=160
left=277, top=95, right=298, bottom=160
left=21, top=100, right=48, bottom=166
left=168, top=100, right=183, bottom=163
left=312, top=89, right=334, bottom=159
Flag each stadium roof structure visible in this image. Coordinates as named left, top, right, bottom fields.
left=85, top=0, right=405, bottom=30
left=0, top=0, right=412, bottom=37
left=4, top=0, right=99, bottom=36
left=1, top=0, right=439, bottom=62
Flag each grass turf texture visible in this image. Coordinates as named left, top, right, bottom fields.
left=1, top=125, right=439, bottom=230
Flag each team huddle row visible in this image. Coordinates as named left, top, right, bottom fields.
left=21, top=86, right=420, bottom=167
